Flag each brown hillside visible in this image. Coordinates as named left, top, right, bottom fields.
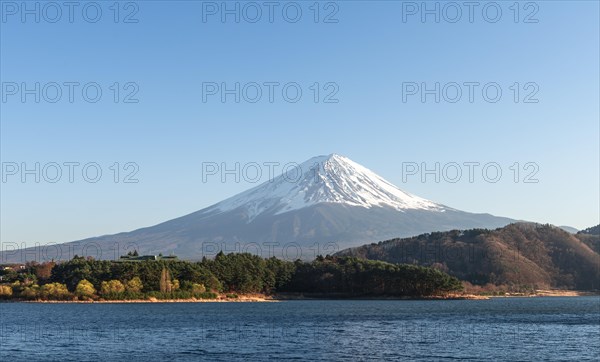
left=336, top=223, right=600, bottom=290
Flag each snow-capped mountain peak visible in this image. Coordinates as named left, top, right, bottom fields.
left=1, top=153, right=515, bottom=262
left=213, top=154, right=445, bottom=221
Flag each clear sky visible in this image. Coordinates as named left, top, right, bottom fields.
left=1, top=0, right=598, bottom=248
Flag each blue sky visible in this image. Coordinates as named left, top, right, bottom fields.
left=1, top=0, right=598, bottom=247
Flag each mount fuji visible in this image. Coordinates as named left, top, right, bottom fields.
left=3, top=154, right=516, bottom=262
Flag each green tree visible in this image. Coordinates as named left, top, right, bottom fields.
left=75, top=279, right=96, bottom=298
left=101, top=280, right=125, bottom=295
left=0, top=285, right=13, bottom=298
left=40, top=283, right=71, bottom=300
left=191, top=283, right=206, bottom=294
left=20, top=285, right=40, bottom=299
left=126, top=277, right=143, bottom=293
left=206, top=275, right=222, bottom=292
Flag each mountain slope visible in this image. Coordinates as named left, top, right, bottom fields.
left=1, top=154, right=516, bottom=263
left=336, top=223, right=600, bottom=290
left=576, top=224, right=600, bottom=254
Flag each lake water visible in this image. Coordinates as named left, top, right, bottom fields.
left=1, top=297, right=599, bottom=361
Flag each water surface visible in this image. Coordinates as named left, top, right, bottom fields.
left=1, top=297, right=599, bottom=361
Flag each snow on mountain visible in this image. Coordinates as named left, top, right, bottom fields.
left=213, top=154, right=445, bottom=221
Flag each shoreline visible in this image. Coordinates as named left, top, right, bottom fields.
left=487, top=290, right=599, bottom=298
left=19, top=294, right=277, bottom=303
left=4, top=290, right=597, bottom=303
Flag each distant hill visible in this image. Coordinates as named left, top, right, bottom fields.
left=576, top=224, right=600, bottom=254
left=578, top=225, right=600, bottom=235
left=559, top=226, right=579, bottom=234
left=336, top=223, right=600, bottom=290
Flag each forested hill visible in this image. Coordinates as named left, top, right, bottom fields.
left=280, top=256, right=463, bottom=297
left=336, top=223, right=600, bottom=291
left=0, top=254, right=463, bottom=301
left=576, top=224, right=600, bottom=254
left=578, top=224, right=600, bottom=235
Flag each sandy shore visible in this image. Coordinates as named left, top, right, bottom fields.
left=486, top=290, right=599, bottom=298
left=23, top=294, right=277, bottom=303
left=443, top=294, right=490, bottom=300
left=527, top=290, right=597, bottom=297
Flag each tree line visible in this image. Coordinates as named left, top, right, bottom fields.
left=0, top=252, right=463, bottom=301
